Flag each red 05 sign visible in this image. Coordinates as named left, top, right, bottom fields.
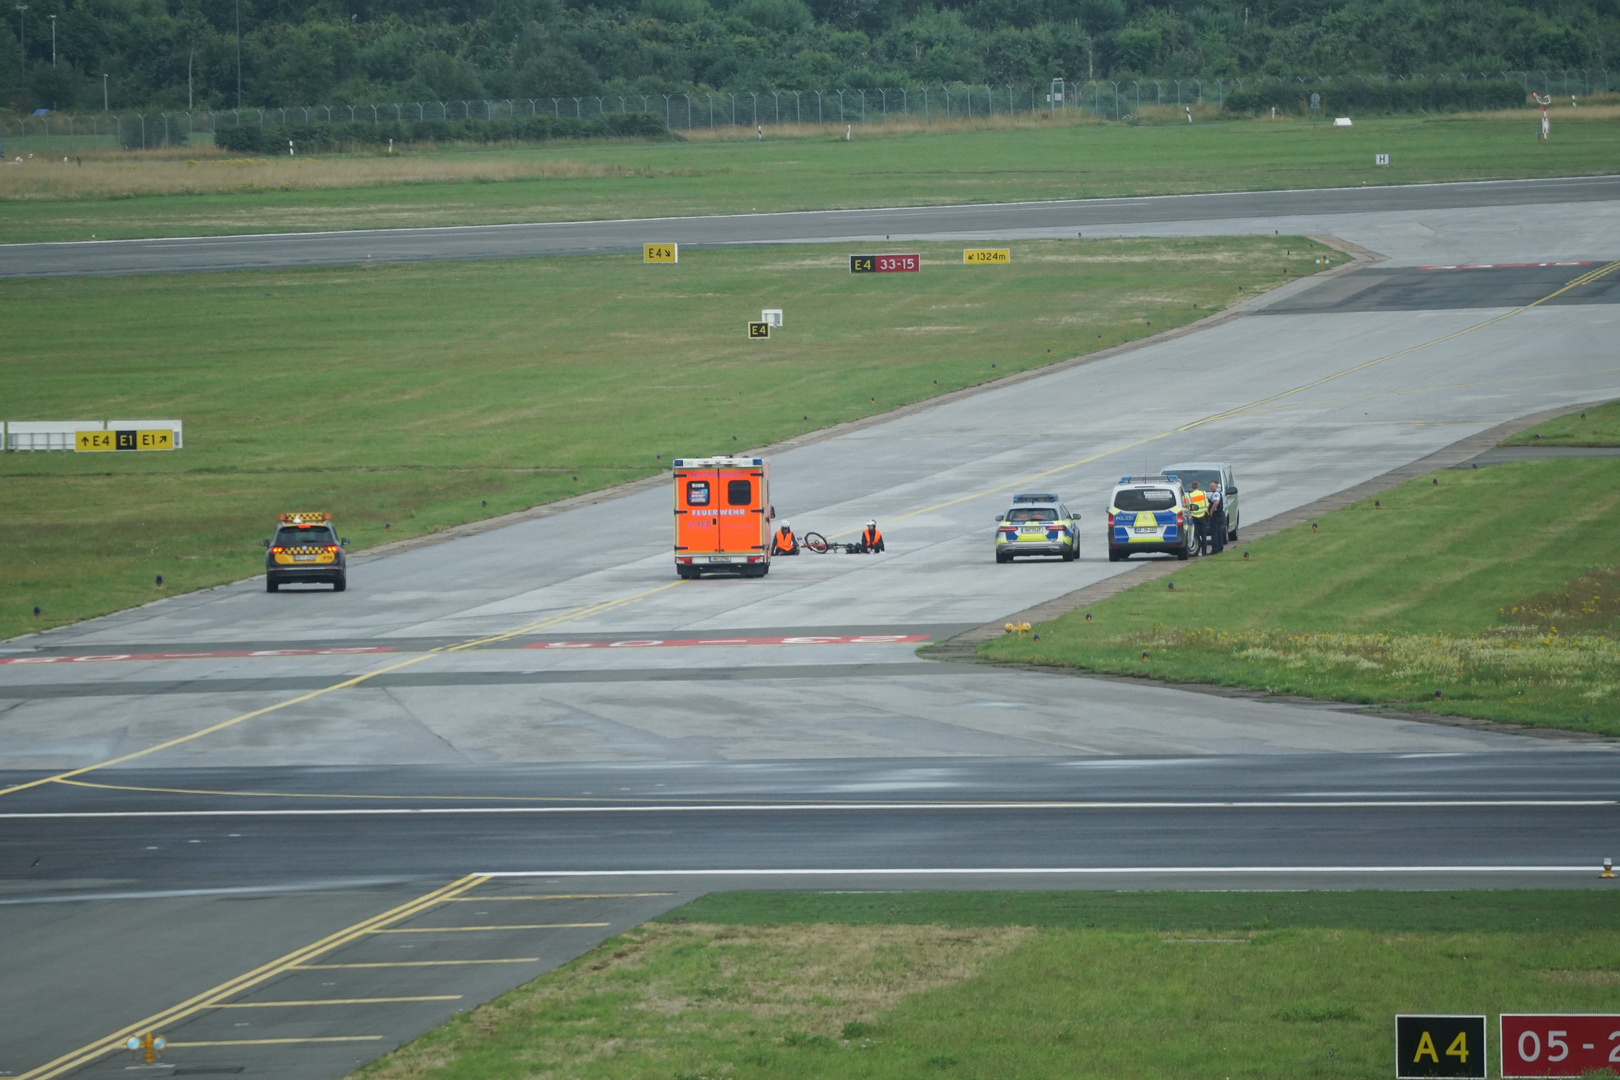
left=1501, top=1015, right=1620, bottom=1077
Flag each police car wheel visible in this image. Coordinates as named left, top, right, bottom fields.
left=995, top=551, right=1010, bottom=564
left=266, top=578, right=279, bottom=592
left=1061, top=545, right=1077, bottom=562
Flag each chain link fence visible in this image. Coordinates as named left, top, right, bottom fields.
left=1, top=69, right=1608, bottom=153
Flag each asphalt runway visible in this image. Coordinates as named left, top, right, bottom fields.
left=4, top=174, right=1620, bottom=278
left=4, top=184, right=1620, bottom=1079
left=1258, top=261, right=1620, bottom=313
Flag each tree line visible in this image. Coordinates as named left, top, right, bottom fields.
left=3, top=0, right=1612, bottom=113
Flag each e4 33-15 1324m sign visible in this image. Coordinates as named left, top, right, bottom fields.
left=849, top=253, right=920, bottom=273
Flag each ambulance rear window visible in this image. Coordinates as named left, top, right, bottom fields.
left=727, top=480, right=752, bottom=506
left=686, top=481, right=710, bottom=506
left=1114, top=488, right=1176, bottom=512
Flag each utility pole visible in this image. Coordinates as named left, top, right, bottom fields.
left=188, top=49, right=193, bottom=108
left=48, top=11, right=53, bottom=65
left=102, top=72, right=108, bottom=110
left=15, top=5, right=26, bottom=77
left=235, top=0, right=242, bottom=108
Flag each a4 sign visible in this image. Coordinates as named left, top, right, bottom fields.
left=1396, top=1015, right=1620, bottom=1078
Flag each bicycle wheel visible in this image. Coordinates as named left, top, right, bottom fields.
left=802, top=532, right=829, bottom=553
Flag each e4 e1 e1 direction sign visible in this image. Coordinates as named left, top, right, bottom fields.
left=643, top=243, right=679, bottom=263
left=1397, top=1016, right=1486, bottom=1079
left=76, top=429, right=175, bottom=452
left=1501, top=1015, right=1620, bottom=1077
left=849, top=253, right=920, bottom=273
left=963, top=248, right=1011, bottom=263
left=747, top=321, right=771, bottom=339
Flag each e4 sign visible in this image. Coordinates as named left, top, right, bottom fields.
left=1397, top=1016, right=1486, bottom=1078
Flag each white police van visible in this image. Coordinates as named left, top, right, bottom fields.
left=1158, top=461, right=1239, bottom=540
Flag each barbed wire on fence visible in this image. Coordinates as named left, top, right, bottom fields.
left=1, top=69, right=1610, bottom=151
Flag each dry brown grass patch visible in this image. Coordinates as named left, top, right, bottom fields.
left=0, top=152, right=699, bottom=201
left=361, top=921, right=1029, bottom=1080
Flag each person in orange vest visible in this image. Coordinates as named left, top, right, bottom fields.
left=1184, top=482, right=1209, bottom=554
left=856, top=519, right=885, bottom=553
left=772, top=519, right=799, bottom=555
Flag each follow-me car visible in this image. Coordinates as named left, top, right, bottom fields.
left=262, top=512, right=349, bottom=592
left=994, top=493, right=1080, bottom=562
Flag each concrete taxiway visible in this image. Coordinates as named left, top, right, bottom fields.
left=3, top=182, right=1618, bottom=1079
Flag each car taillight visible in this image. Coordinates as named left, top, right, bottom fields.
left=325, top=545, right=339, bottom=553
left=1106, top=513, right=1114, bottom=529
left=1176, top=512, right=1185, bottom=527
left=270, top=546, right=284, bottom=553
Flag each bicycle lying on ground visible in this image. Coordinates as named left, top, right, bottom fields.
left=797, top=532, right=871, bottom=554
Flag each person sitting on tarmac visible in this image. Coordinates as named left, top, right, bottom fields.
left=855, top=519, right=885, bottom=554
left=772, top=520, right=799, bottom=556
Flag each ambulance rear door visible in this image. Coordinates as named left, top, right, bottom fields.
left=715, top=467, right=768, bottom=557
left=675, top=468, right=720, bottom=555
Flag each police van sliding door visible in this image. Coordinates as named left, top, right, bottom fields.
left=676, top=470, right=720, bottom=553
left=716, top=471, right=762, bottom=554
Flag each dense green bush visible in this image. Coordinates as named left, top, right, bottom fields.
left=1224, top=77, right=1527, bottom=115
left=6, top=0, right=1616, bottom=116
left=212, top=112, right=671, bottom=152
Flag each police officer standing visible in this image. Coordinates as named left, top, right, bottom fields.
left=1185, top=482, right=1209, bottom=555
left=1206, top=481, right=1227, bottom=555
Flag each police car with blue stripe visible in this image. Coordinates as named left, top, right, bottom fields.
left=1107, top=476, right=1196, bottom=562
left=994, top=493, right=1080, bottom=562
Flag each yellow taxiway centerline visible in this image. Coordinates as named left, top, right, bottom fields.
left=14, top=874, right=488, bottom=1080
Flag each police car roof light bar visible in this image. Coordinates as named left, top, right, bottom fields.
left=1119, top=476, right=1177, bottom=485
left=1011, top=493, right=1060, bottom=503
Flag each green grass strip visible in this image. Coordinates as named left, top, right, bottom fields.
left=980, top=457, right=1620, bottom=735
left=5, top=114, right=1620, bottom=243
left=660, top=888, right=1619, bottom=931
left=1504, top=398, right=1620, bottom=446
left=359, top=890, right=1620, bottom=1080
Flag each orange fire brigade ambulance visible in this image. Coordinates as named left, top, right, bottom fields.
left=673, top=456, right=773, bottom=578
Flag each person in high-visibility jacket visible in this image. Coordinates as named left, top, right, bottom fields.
left=772, top=520, right=799, bottom=556
left=1184, top=482, right=1210, bottom=555
left=856, top=519, right=885, bottom=553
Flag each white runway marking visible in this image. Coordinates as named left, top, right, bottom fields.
left=3, top=798, right=1611, bottom=819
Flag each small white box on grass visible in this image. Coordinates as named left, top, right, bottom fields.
left=1333, top=117, right=1353, bottom=127
left=761, top=309, right=783, bottom=327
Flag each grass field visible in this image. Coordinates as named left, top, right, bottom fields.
left=3, top=112, right=1618, bottom=242
left=980, top=455, right=1620, bottom=735
left=1504, top=398, right=1620, bottom=446
left=0, top=235, right=1325, bottom=641
left=358, top=890, right=1620, bottom=1080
